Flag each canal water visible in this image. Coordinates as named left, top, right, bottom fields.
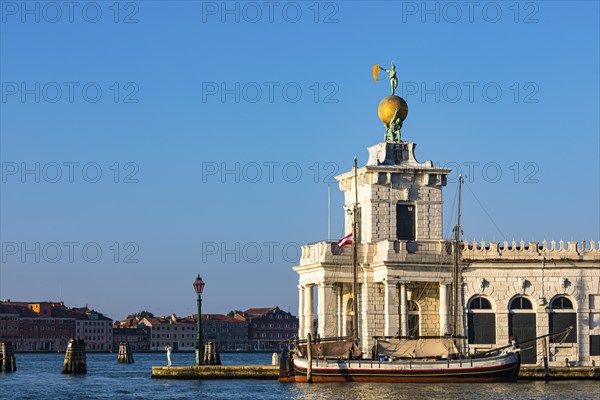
left=1, top=352, right=597, bottom=399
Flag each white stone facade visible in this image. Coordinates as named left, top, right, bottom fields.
left=293, top=141, right=600, bottom=366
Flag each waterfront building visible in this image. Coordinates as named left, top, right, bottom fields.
left=112, top=316, right=150, bottom=351
left=0, top=301, right=74, bottom=351
left=293, top=140, right=600, bottom=366
left=238, top=307, right=299, bottom=350
left=199, top=314, right=250, bottom=351
left=140, top=314, right=197, bottom=351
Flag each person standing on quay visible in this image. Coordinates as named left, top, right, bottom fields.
left=165, top=344, right=172, bottom=367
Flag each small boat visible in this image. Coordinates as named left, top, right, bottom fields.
left=280, top=166, right=522, bottom=383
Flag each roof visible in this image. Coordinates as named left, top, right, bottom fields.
left=140, top=315, right=195, bottom=326
left=0, top=301, right=111, bottom=321
left=243, top=307, right=279, bottom=318
left=199, top=314, right=247, bottom=323
left=0, top=303, right=38, bottom=318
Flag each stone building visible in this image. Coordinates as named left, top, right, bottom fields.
left=294, top=140, right=600, bottom=366
left=239, top=307, right=299, bottom=351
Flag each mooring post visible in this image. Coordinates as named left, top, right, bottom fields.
left=117, top=342, right=134, bottom=364
left=542, top=337, right=549, bottom=382
left=1, top=342, right=16, bottom=373
left=63, top=338, right=87, bottom=374
left=203, top=341, right=222, bottom=366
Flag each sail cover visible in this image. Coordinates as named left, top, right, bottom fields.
left=377, top=338, right=459, bottom=359
left=297, top=339, right=362, bottom=358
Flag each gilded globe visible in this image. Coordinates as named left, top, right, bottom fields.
left=377, top=95, right=408, bottom=125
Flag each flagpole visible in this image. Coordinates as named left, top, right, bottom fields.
left=327, top=184, right=331, bottom=242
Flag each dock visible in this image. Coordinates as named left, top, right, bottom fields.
left=151, top=364, right=599, bottom=380
left=519, top=366, right=600, bottom=380
left=151, top=365, right=279, bottom=379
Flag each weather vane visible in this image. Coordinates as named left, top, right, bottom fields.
left=372, top=61, right=408, bottom=142
left=372, top=61, right=397, bottom=96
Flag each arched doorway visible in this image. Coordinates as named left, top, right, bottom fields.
left=508, top=296, right=537, bottom=364
left=345, top=298, right=354, bottom=337
left=549, top=296, right=577, bottom=343
left=408, top=300, right=420, bottom=337
left=467, top=296, right=496, bottom=345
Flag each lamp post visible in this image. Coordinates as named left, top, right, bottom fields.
left=193, top=274, right=205, bottom=366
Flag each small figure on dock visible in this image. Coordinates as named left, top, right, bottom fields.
left=165, top=344, right=172, bottom=366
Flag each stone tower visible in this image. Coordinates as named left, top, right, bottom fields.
left=338, top=141, right=449, bottom=244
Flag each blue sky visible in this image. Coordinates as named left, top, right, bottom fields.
left=1, top=1, right=598, bottom=320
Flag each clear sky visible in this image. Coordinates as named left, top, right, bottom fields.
left=1, top=1, right=598, bottom=321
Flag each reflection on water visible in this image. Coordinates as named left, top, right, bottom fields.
left=1, top=353, right=597, bottom=400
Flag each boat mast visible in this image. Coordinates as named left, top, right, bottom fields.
left=352, top=157, right=359, bottom=341
left=451, top=175, right=464, bottom=337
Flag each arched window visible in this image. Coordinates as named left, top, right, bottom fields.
left=407, top=300, right=420, bottom=338
left=467, top=296, right=496, bottom=344
left=510, top=296, right=533, bottom=310
left=549, top=296, right=577, bottom=343
left=508, top=296, right=536, bottom=364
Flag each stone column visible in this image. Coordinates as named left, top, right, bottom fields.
left=304, top=285, right=314, bottom=338
left=317, top=283, right=337, bottom=338
left=384, top=281, right=400, bottom=336
left=439, top=283, right=449, bottom=335
left=298, top=284, right=305, bottom=338
left=400, top=283, right=408, bottom=337
left=336, top=284, right=344, bottom=337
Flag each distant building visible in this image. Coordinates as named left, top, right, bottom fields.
left=140, top=314, right=196, bottom=351
left=0, top=301, right=112, bottom=352
left=239, top=307, right=298, bottom=351
left=113, top=316, right=150, bottom=351
left=70, top=307, right=113, bottom=351
left=199, top=314, right=249, bottom=351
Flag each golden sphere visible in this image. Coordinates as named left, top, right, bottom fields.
left=377, top=95, right=408, bottom=125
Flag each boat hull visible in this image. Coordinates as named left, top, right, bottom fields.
left=282, top=353, right=521, bottom=383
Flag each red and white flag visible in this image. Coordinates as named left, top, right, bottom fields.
left=337, top=233, right=353, bottom=248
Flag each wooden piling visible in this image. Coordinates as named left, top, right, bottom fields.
left=117, top=342, right=134, bottom=364
left=0, top=342, right=16, bottom=373
left=542, top=337, right=549, bottom=382
left=62, top=338, right=87, bottom=374
left=203, top=341, right=222, bottom=366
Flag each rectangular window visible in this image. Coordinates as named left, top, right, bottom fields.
left=396, top=204, right=415, bottom=240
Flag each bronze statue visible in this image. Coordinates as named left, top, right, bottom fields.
left=384, top=108, right=402, bottom=141
left=373, top=62, right=398, bottom=96
left=373, top=61, right=408, bottom=141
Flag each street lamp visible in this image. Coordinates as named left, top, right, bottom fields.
left=193, top=274, right=205, bottom=366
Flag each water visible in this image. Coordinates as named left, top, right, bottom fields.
left=1, top=353, right=597, bottom=400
